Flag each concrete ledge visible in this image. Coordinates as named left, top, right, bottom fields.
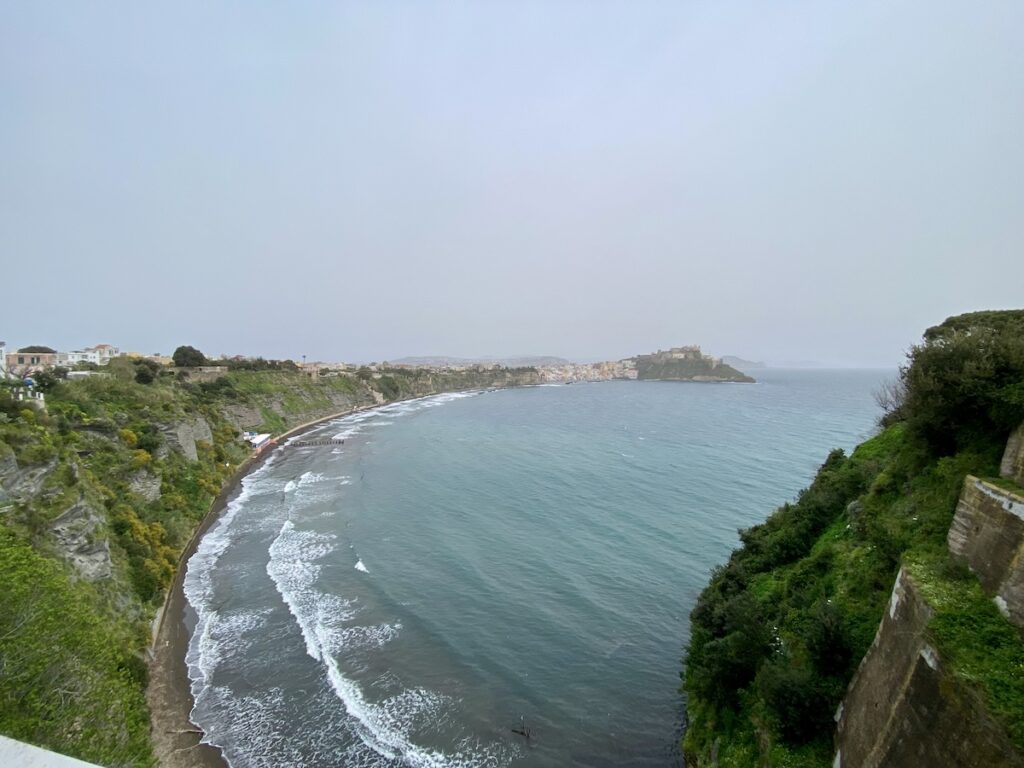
left=1003, top=422, right=1024, bottom=486
left=948, top=476, right=1024, bottom=628
left=0, top=735, right=103, bottom=767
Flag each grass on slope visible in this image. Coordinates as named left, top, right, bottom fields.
left=683, top=423, right=1007, bottom=766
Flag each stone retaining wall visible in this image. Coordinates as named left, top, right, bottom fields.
left=948, top=476, right=1024, bottom=627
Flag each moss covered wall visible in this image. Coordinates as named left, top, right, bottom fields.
left=835, top=567, right=1024, bottom=768
left=948, top=476, right=1024, bottom=626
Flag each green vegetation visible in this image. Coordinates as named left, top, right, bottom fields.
left=170, top=345, right=206, bottom=367
left=0, top=359, right=540, bottom=765
left=683, top=309, right=1024, bottom=766
left=0, top=530, right=151, bottom=765
left=905, top=551, right=1024, bottom=751
left=635, top=354, right=754, bottom=383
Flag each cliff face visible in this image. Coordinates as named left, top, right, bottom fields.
left=218, top=367, right=541, bottom=433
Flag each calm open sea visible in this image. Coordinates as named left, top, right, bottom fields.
left=183, top=369, right=890, bottom=767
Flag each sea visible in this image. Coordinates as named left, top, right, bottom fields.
left=182, top=369, right=891, bottom=767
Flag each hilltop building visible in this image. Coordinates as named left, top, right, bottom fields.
left=58, top=344, right=120, bottom=367
left=6, top=347, right=60, bottom=375
left=637, top=345, right=722, bottom=369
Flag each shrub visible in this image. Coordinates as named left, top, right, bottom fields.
left=687, top=592, right=772, bottom=707
left=806, top=601, right=853, bottom=677
left=756, top=657, right=832, bottom=743
left=901, top=310, right=1024, bottom=457
left=130, top=449, right=152, bottom=470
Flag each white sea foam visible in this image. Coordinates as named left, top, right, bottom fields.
left=189, top=389, right=506, bottom=767
left=183, top=451, right=284, bottom=704
left=191, top=608, right=271, bottom=685
left=318, top=650, right=498, bottom=768
left=263, top=516, right=504, bottom=767
left=332, top=426, right=364, bottom=440
left=266, top=521, right=342, bottom=659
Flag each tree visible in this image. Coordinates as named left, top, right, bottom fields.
left=132, top=359, right=159, bottom=384
left=900, top=310, right=1024, bottom=456
left=172, top=345, right=206, bottom=367
left=32, top=368, right=67, bottom=392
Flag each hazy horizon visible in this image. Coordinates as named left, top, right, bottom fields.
left=3, top=2, right=1022, bottom=367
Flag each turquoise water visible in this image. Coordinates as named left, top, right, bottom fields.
left=183, top=370, right=889, bottom=767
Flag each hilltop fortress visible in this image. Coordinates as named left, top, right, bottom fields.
left=632, top=345, right=754, bottom=383
left=636, top=345, right=723, bottom=368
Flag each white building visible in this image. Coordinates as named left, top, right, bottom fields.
left=0, top=341, right=6, bottom=378
left=58, top=344, right=121, bottom=366
left=59, top=350, right=95, bottom=365
left=88, top=343, right=119, bottom=364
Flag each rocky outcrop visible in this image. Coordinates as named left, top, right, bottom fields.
left=129, top=469, right=162, bottom=503
left=834, top=568, right=1024, bottom=768
left=948, top=476, right=1024, bottom=627
left=0, top=444, right=16, bottom=505
left=219, top=403, right=265, bottom=432
left=0, top=446, right=57, bottom=503
left=1003, top=422, right=1024, bottom=486
left=219, top=392, right=371, bottom=432
left=159, top=417, right=213, bottom=462
left=49, top=497, right=111, bottom=581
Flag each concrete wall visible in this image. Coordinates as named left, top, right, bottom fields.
left=0, top=735, right=103, bottom=767
left=1003, top=422, right=1024, bottom=486
left=834, top=568, right=1024, bottom=768
left=948, top=476, right=1024, bottom=626
left=171, top=366, right=229, bottom=382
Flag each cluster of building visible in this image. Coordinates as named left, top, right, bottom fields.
left=536, top=359, right=638, bottom=383
left=634, top=345, right=723, bottom=368
left=0, top=341, right=174, bottom=378
left=2, top=342, right=123, bottom=377
left=0, top=337, right=726, bottom=387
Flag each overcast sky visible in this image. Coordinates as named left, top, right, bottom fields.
left=2, top=2, right=1022, bottom=366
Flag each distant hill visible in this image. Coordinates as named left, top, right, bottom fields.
left=389, top=355, right=572, bottom=368
left=722, top=355, right=766, bottom=371
left=633, top=347, right=754, bottom=383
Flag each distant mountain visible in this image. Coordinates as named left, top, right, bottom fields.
left=389, top=355, right=572, bottom=368
left=722, top=355, right=766, bottom=371
left=766, top=359, right=825, bottom=369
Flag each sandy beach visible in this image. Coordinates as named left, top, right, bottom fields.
left=146, top=405, right=376, bottom=768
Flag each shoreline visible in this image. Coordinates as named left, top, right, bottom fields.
left=146, top=400, right=387, bottom=768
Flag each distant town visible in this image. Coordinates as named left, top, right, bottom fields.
left=1, top=341, right=758, bottom=385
